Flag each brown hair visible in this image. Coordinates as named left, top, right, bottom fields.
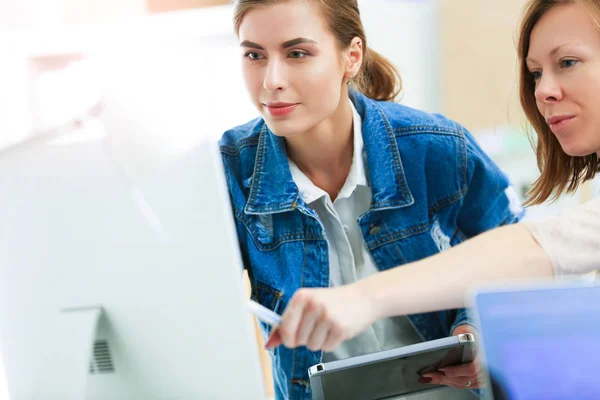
left=233, top=0, right=402, bottom=102
left=518, top=0, right=600, bottom=205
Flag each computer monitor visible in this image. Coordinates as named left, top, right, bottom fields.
left=0, top=70, right=266, bottom=400
left=472, top=283, right=600, bottom=400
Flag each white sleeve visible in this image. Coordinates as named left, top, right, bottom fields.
left=525, top=197, right=600, bottom=276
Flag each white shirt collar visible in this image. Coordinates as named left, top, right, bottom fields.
left=289, top=102, right=367, bottom=204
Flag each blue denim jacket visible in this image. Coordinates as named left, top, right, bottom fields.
left=220, top=90, right=522, bottom=400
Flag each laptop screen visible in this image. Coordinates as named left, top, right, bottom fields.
left=474, top=284, right=600, bottom=400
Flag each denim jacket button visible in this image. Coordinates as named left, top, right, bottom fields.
left=369, top=225, right=381, bottom=235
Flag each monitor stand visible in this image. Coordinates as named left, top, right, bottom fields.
left=39, top=306, right=104, bottom=400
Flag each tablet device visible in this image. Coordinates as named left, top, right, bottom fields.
left=308, top=333, right=475, bottom=400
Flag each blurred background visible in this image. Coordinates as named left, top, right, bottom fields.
left=0, top=0, right=598, bottom=398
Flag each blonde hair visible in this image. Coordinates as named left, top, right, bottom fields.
left=518, top=0, right=600, bottom=205
left=233, top=0, right=402, bottom=102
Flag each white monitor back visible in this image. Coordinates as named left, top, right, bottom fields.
left=0, top=21, right=266, bottom=400
left=0, top=126, right=266, bottom=400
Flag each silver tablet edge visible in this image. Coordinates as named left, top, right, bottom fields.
left=307, top=335, right=460, bottom=374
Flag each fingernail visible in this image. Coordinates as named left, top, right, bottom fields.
left=264, top=337, right=273, bottom=349
left=418, top=377, right=433, bottom=384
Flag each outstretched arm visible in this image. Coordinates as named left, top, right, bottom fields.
left=266, top=223, right=552, bottom=350
left=363, top=223, right=552, bottom=319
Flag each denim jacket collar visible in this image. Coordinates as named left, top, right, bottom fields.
left=350, top=90, right=414, bottom=210
left=244, top=123, right=300, bottom=215
left=244, top=90, right=414, bottom=215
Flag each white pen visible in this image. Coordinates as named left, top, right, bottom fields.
left=247, top=299, right=282, bottom=327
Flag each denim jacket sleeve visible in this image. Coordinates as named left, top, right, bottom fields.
left=450, top=126, right=524, bottom=334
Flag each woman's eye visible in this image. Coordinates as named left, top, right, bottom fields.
left=245, top=52, right=264, bottom=61
left=530, top=70, right=542, bottom=81
left=560, top=59, right=578, bottom=69
left=288, top=51, right=308, bottom=59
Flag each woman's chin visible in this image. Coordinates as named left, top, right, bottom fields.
left=563, top=148, right=597, bottom=157
left=264, top=119, right=310, bottom=138
left=558, top=140, right=598, bottom=158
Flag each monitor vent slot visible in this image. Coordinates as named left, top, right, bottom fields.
left=89, top=339, right=115, bottom=374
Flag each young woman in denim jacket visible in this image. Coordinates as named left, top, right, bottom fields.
left=219, top=0, right=521, bottom=399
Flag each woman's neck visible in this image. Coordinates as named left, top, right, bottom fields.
left=285, top=97, right=354, bottom=201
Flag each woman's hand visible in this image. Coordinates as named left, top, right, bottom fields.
left=265, top=284, right=378, bottom=351
left=419, top=324, right=486, bottom=389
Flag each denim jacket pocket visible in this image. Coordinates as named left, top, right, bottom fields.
left=250, top=280, right=284, bottom=355
left=237, top=209, right=316, bottom=252
left=250, top=280, right=284, bottom=317
left=369, top=219, right=456, bottom=270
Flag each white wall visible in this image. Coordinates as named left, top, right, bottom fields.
left=0, top=0, right=148, bottom=31
left=359, top=0, right=441, bottom=113
left=0, top=0, right=64, bottom=31
left=0, top=53, right=32, bottom=151
left=63, top=0, right=147, bottom=24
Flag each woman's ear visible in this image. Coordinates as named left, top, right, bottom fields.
left=345, top=37, right=363, bottom=82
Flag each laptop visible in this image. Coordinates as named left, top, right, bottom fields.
left=472, top=282, right=600, bottom=400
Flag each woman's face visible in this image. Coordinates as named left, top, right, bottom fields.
left=238, top=0, right=358, bottom=138
left=527, top=3, right=600, bottom=156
